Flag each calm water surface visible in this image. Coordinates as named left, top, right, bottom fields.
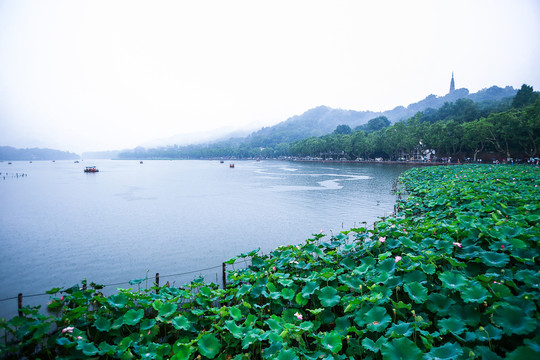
left=0, top=160, right=412, bottom=318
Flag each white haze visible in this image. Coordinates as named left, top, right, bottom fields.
left=0, top=0, right=539, bottom=154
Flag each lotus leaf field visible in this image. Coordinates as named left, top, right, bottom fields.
left=1, top=165, right=539, bottom=359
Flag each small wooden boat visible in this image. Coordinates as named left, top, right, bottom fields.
left=229, top=163, right=235, bottom=168
left=84, top=166, right=99, bottom=173
left=140, top=161, right=143, bottom=164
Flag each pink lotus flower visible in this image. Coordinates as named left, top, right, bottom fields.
left=62, top=326, right=74, bottom=334
left=501, top=245, right=505, bottom=250
left=60, top=296, right=64, bottom=301
left=394, top=256, right=402, bottom=263
left=272, top=266, right=276, bottom=271
left=453, top=242, right=462, bottom=248
left=378, top=237, right=386, bottom=243
left=77, top=336, right=83, bottom=340
left=294, top=312, right=303, bottom=320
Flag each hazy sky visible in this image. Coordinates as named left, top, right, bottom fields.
left=1, top=0, right=539, bottom=154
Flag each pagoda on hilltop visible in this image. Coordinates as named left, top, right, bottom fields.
left=449, top=72, right=455, bottom=94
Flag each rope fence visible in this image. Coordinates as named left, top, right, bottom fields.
left=0, top=259, right=255, bottom=318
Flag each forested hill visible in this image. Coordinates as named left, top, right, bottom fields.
left=117, top=84, right=525, bottom=160
left=245, top=86, right=516, bottom=147
left=0, top=146, right=80, bottom=161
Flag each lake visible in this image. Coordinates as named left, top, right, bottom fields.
left=0, top=159, right=412, bottom=318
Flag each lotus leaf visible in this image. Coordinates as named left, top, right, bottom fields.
left=365, top=306, right=391, bottom=332
left=424, top=342, right=463, bottom=360
left=460, top=282, right=489, bottom=303
left=420, top=263, right=436, bottom=274
left=318, top=286, right=341, bottom=307
left=301, top=281, right=319, bottom=297
left=381, top=337, right=422, bottom=360
left=172, top=342, right=193, bottom=359
left=98, top=341, right=116, bottom=356
left=514, top=269, right=538, bottom=287
left=265, top=317, right=282, bottom=332
left=438, top=317, right=467, bottom=335
left=76, top=341, right=99, bottom=356
left=425, top=293, right=455, bottom=316
left=450, top=304, right=480, bottom=326
left=171, top=316, right=191, bottom=331
left=140, top=318, right=156, bottom=331
left=478, top=252, right=510, bottom=267
left=107, top=293, right=129, bottom=308
left=475, top=324, right=503, bottom=342
left=123, top=309, right=144, bottom=326
left=129, top=277, right=146, bottom=285
left=386, top=322, right=413, bottom=337
left=493, top=304, right=536, bottom=335
left=198, top=334, right=221, bottom=359
left=235, top=284, right=251, bottom=298
left=225, top=320, right=244, bottom=339
left=404, top=282, right=428, bottom=303
left=158, top=302, right=177, bottom=318
left=56, top=337, right=74, bottom=347
left=403, top=270, right=427, bottom=284
left=111, top=316, right=124, bottom=329
left=93, top=316, right=112, bottom=332
left=506, top=346, right=540, bottom=360
left=321, top=331, right=343, bottom=353
left=278, top=278, right=294, bottom=287
left=242, top=328, right=263, bottom=349
left=281, top=287, right=296, bottom=301
left=361, top=336, right=386, bottom=353
left=277, top=348, right=299, bottom=360
left=439, top=271, right=468, bottom=290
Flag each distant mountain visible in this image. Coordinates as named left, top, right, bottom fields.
left=242, top=86, right=517, bottom=148
left=81, top=150, right=122, bottom=159
left=0, top=146, right=80, bottom=161
left=141, top=127, right=254, bottom=149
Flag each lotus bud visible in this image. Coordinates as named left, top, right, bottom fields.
left=411, top=310, right=415, bottom=315
left=479, top=326, right=484, bottom=331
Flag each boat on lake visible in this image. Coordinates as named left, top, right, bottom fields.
left=230, top=163, right=234, bottom=168
left=84, top=166, right=99, bottom=173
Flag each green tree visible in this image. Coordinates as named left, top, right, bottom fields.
left=512, top=84, right=539, bottom=108
left=333, top=124, right=352, bottom=135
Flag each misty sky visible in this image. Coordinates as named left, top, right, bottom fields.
left=1, top=0, right=539, bottom=154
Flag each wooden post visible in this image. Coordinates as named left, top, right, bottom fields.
left=17, top=293, right=23, bottom=317
left=155, top=273, right=160, bottom=294
left=222, top=263, right=227, bottom=289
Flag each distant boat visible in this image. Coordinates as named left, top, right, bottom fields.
left=220, top=160, right=224, bottom=164
left=84, top=166, right=99, bottom=173
left=74, top=160, right=79, bottom=163
left=8, top=162, right=12, bottom=165
left=229, top=163, right=235, bottom=168
left=140, top=161, right=143, bottom=164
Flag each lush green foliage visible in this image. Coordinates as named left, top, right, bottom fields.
left=289, top=99, right=540, bottom=160
left=1, top=165, right=539, bottom=359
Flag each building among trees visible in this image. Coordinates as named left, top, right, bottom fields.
left=449, top=72, right=455, bottom=94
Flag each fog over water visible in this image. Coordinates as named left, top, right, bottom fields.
left=0, top=160, right=412, bottom=318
